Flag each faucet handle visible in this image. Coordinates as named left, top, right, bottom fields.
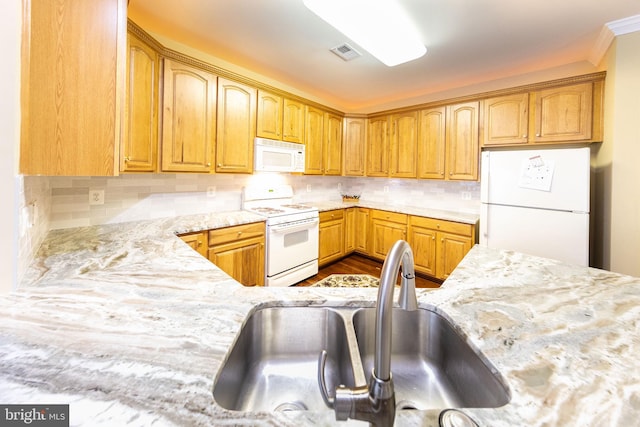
left=317, top=350, right=335, bottom=408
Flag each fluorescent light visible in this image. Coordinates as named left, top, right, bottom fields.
left=303, top=0, right=426, bottom=67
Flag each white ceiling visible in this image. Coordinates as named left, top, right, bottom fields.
left=128, top=0, right=640, bottom=112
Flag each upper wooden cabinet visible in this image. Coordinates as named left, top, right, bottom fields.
left=216, top=78, right=257, bottom=173
left=121, top=32, right=159, bottom=172
left=20, top=0, right=127, bottom=176
left=417, top=107, right=446, bottom=179
left=304, top=105, right=325, bottom=175
left=481, top=93, right=529, bottom=147
left=343, top=117, right=367, bottom=176
left=531, top=82, right=593, bottom=143
left=161, top=59, right=217, bottom=173
left=283, top=98, right=305, bottom=143
left=445, top=101, right=479, bottom=181
left=324, top=112, right=343, bottom=175
left=481, top=82, right=601, bottom=147
left=367, top=116, right=390, bottom=177
left=256, top=90, right=283, bottom=140
left=390, top=111, right=418, bottom=178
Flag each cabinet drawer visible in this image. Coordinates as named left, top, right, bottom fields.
left=371, top=210, right=407, bottom=225
left=320, top=209, right=344, bottom=222
left=208, top=222, right=265, bottom=246
left=409, top=216, right=473, bottom=236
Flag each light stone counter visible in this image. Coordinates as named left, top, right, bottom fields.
left=312, top=200, right=479, bottom=225
left=1, top=210, right=639, bottom=426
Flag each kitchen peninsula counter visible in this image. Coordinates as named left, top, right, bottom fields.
left=2, top=211, right=639, bottom=426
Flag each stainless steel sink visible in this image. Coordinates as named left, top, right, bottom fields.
left=212, top=306, right=509, bottom=413
left=212, top=307, right=355, bottom=412
left=353, top=307, right=510, bottom=410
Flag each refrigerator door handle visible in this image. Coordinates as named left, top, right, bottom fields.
left=480, top=203, right=489, bottom=246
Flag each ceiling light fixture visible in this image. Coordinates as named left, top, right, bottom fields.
left=303, top=0, right=426, bottom=67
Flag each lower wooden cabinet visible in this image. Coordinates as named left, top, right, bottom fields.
left=207, top=222, right=265, bottom=286
left=319, top=209, right=345, bottom=266
left=407, top=216, right=475, bottom=280
left=370, top=210, right=407, bottom=260
left=178, top=231, right=208, bottom=258
left=355, top=208, right=370, bottom=255
left=344, top=208, right=356, bottom=253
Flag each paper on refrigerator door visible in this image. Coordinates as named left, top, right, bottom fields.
left=518, top=155, right=555, bottom=192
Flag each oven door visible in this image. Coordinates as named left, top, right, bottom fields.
left=266, top=218, right=319, bottom=278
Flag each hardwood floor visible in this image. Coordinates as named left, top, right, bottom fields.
left=294, top=254, right=442, bottom=288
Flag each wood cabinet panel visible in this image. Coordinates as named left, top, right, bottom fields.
left=256, top=90, right=283, bottom=139
left=216, top=78, right=257, bottom=173
left=305, top=106, right=325, bottom=174
left=532, top=83, right=593, bottom=143
left=417, top=107, right=446, bottom=179
left=370, top=210, right=407, bottom=260
left=209, top=238, right=264, bottom=287
left=21, top=0, right=126, bottom=176
left=408, top=225, right=437, bottom=277
left=355, top=208, right=370, bottom=255
left=208, top=222, right=265, bottom=246
left=324, top=113, right=343, bottom=175
left=445, top=101, right=479, bottom=181
left=437, top=233, right=473, bottom=280
left=282, top=98, right=305, bottom=143
left=319, top=210, right=345, bottom=266
left=179, top=232, right=207, bottom=257
left=481, top=93, right=529, bottom=146
left=122, top=32, right=159, bottom=172
left=390, top=111, right=418, bottom=178
left=343, top=117, right=367, bottom=176
left=367, top=116, right=390, bottom=177
left=161, top=59, right=216, bottom=173
left=344, top=208, right=356, bottom=253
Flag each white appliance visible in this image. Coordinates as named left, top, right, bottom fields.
left=480, top=147, right=590, bottom=266
left=243, top=185, right=319, bottom=286
left=254, top=137, right=305, bottom=173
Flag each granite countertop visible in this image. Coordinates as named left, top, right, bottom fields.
left=312, top=200, right=479, bottom=225
left=2, top=210, right=639, bottom=426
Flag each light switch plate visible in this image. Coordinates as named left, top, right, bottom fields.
left=89, top=189, right=105, bottom=206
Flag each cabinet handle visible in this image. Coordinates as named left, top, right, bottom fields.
left=237, top=231, right=243, bottom=236
left=441, top=238, right=444, bottom=242
left=124, top=156, right=130, bottom=162
left=536, top=133, right=541, bottom=137
left=436, top=224, right=440, bottom=228
left=218, top=163, right=222, bottom=167
left=522, top=135, right=527, bottom=138
left=206, top=162, right=211, bottom=167
left=432, top=237, right=435, bottom=241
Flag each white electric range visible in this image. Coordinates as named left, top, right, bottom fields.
left=243, top=185, right=319, bottom=287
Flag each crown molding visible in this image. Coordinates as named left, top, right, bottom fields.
left=589, top=14, right=640, bottom=66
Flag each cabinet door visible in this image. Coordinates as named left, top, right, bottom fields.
left=437, top=233, right=473, bottom=280
left=371, top=220, right=407, bottom=260
left=161, top=59, right=216, bottom=173
left=256, top=90, right=283, bottom=139
left=367, top=116, right=390, bottom=177
left=21, top=0, right=126, bottom=176
left=216, top=78, right=257, bottom=173
left=408, top=225, right=437, bottom=277
left=283, top=98, right=305, bottom=143
left=343, top=117, right=367, bottom=176
left=390, top=111, right=418, bottom=178
left=532, top=83, right=592, bottom=143
left=417, top=107, right=446, bottom=179
left=482, top=93, right=529, bottom=146
left=319, top=210, right=345, bottom=266
left=122, top=33, right=159, bottom=172
left=305, top=106, right=325, bottom=175
left=445, top=101, right=479, bottom=181
left=324, top=113, right=343, bottom=175
left=209, top=237, right=264, bottom=287
left=179, top=232, right=208, bottom=258
left=344, top=208, right=356, bottom=253
left=355, top=208, right=370, bottom=255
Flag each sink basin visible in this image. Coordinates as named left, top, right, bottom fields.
left=212, top=307, right=355, bottom=412
left=213, top=306, right=510, bottom=413
left=352, top=307, right=510, bottom=410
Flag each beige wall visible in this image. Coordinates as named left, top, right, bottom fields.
left=596, top=31, right=640, bottom=276
left=0, top=0, right=21, bottom=292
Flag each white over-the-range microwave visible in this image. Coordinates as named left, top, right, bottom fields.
left=254, top=137, right=305, bottom=173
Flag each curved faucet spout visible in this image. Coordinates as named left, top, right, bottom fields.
left=375, top=240, right=417, bottom=382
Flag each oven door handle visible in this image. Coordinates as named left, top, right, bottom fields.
left=270, top=219, right=319, bottom=234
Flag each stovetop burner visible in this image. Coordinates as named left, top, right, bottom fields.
left=280, top=203, right=312, bottom=210
left=251, top=207, right=286, bottom=214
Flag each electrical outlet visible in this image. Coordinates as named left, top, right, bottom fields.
left=383, top=186, right=389, bottom=193
left=461, top=192, right=471, bottom=200
left=89, top=189, right=105, bottom=206
left=306, top=184, right=312, bottom=192
left=337, top=183, right=342, bottom=191
left=207, top=186, right=216, bottom=197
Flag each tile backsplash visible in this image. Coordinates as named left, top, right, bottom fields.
left=43, top=173, right=480, bottom=230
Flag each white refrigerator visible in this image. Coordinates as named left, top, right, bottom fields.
left=480, top=147, right=590, bottom=266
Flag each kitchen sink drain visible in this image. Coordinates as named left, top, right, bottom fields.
left=439, top=409, right=479, bottom=427
left=274, top=401, right=308, bottom=412
left=396, top=400, right=419, bottom=410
